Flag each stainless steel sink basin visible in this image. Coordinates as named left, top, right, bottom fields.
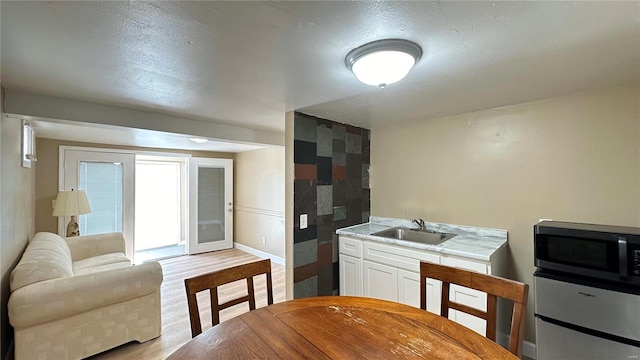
left=371, top=227, right=456, bottom=246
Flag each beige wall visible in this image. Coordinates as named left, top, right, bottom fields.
left=34, top=138, right=234, bottom=234
left=234, top=147, right=285, bottom=258
left=1, top=115, right=36, bottom=359
left=371, top=85, right=640, bottom=344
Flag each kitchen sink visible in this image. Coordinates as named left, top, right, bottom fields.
left=371, top=227, right=456, bottom=246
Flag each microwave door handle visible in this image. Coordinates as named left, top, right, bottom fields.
left=618, top=237, right=629, bottom=280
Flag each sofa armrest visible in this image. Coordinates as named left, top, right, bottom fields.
left=66, top=232, right=126, bottom=261
left=8, top=261, right=163, bottom=329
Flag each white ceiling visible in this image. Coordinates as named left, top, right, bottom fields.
left=1, top=1, right=639, bottom=138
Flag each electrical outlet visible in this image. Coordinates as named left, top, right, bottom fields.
left=300, top=214, right=308, bottom=229
left=262, top=236, right=266, bottom=244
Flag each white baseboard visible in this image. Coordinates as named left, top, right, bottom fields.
left=498, top=332, right=536, bottom=359
left=234, top=242, right=285, bottom=266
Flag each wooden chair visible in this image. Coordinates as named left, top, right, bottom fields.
left=184, top=258, right=273, bottom=337
left=419, top=262, right=529, bottom=357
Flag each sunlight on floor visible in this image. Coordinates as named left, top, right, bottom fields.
left=135, top=244, right=185, bottom=264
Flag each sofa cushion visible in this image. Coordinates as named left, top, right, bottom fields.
left=10, top=232, right=74, bottom=292
left=72, top=252, right=130, bottom=272
left=73, top=261, right=132, bottom=275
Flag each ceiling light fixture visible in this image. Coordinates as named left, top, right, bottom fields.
left=345, top=39, right=422, bottom=88
left=189, top=137, right=209, bottom=144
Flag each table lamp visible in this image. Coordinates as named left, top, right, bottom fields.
left=53, top=189, right=92, bottom=237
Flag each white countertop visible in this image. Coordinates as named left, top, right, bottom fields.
left=336, top=217, right=508, bottom=261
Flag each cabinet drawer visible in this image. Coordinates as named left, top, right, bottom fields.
left=339, top=236, right=362, bottom=257
left=363, top=241, right=439, bottom=273
left=442, top=256, right=488, bottom=274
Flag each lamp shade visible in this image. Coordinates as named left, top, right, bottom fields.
left=52, top=190, right=92, bottom=216
left=345, top=39, right=423, bottom=87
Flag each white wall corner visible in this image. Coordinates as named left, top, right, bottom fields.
left=234, top=242, right=285, bottom=266
left=497, top=332, right=536, bottom=359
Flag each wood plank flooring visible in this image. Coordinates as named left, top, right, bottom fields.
left=91, top=249, right=286, bottom=360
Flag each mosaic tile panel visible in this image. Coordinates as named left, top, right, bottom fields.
left=294, top=225, right=317, bottom=244
left=294, top=140, right=317, bottom=164
left=317, top=185, right=333, bottom=216
left=293, top=112, right=371, bottom=298
left=317, top=242, right=332, bottom=267
left=295, top=164, right=317, bottom=180
left=294, top=180, right=316, bottom=228
left=317, top=157, right=332, bottom=185
left=318, top=265, right=333, bottom=295
left=317, top=126, right=333, bottom=157
left=294, top=276, right=318, bottom=298
left=294, top=239, right=318, bottom=267
left=333, top=125, right=346, bottom=140
left=316, top=214, right=334, bottom=245
left=332, top=180, right=346, bottom=206
left=294, top=114, right=318, bottom=142
left=333, top=206, right=346, bottom=221
left=332, top=165, right=346, bottom=180
left=346, top=132, right=362, bottom=154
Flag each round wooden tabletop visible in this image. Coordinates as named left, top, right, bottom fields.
left=167, top=296, right=518, bottom=359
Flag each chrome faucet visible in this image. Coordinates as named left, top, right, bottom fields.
left=412, top=218, right=427, bottom=231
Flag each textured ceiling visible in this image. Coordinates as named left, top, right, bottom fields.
left=1, top=1, right=639, bottom=133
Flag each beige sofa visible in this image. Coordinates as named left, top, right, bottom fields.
left=8, top=232, right=163, bottom=360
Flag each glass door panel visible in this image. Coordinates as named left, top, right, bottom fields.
left=62, top=149, right=135, bottom=259
left=197, top=167, right=225, bottom=244
left=188, top=158, right=233, bottom=254
left=78, top=161, right=124, bottom=235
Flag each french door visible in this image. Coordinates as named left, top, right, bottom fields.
left=188, top=157, right=233, bottom=254
left=61, top=148, right=135, bottom=259
left=62, top=148, right=233, bottom=259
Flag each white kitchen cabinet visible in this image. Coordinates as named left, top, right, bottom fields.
left=338, top=233, right=506, bottom=335
left=339, top=235, right=442, bottom=313
left=339, top=254, right=362, bottom=296
left=339, top=236, right=363, bottom=296
left=363, top=260, right=397, bottom=301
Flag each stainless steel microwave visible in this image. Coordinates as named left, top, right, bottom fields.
left=534, top=221, right=640, bottom=286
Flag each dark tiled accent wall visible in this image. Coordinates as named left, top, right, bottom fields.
left=293, top=112, right=371, bottom=298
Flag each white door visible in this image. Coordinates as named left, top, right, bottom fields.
left=61, top=148, right=135, bottom=259
left=188, top=157, right=233, bottom=254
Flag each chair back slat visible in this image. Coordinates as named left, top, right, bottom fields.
left=420, top=261, right=529, bottom=357
left=184, top=259, right=273, bottom=338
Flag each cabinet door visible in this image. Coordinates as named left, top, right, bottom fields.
left=398, top=270, right=442, bottom=314
left=397, top=269, right=420, bottom=308
left=363, top=260, right=397, bottom=302
left=339, top=255, right=362, bottom=296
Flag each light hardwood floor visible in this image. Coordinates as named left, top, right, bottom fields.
left=91, top=249, right=286, bottom=360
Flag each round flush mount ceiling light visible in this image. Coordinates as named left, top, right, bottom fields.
left=345, top=39, right=423, bottom=88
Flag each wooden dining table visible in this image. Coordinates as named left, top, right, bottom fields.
left=167, top=296, right=518, bottom=359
